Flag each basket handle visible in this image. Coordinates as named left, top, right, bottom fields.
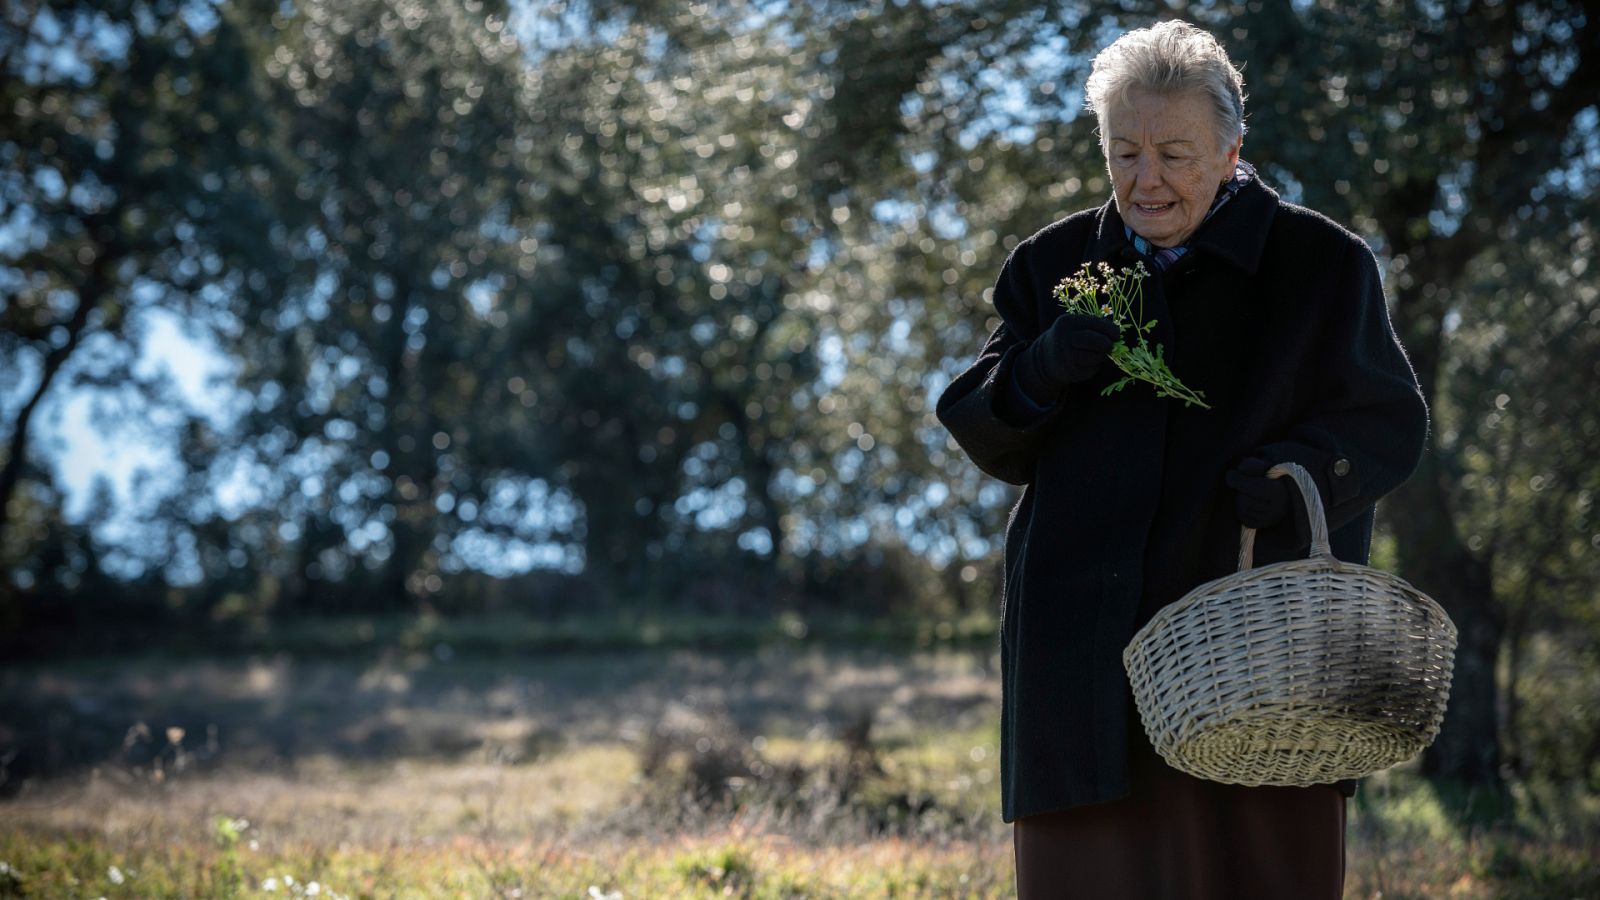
left=1236, top=462, right=1334, bottom=571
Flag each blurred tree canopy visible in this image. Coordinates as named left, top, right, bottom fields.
left=2, top=0, right=1596, bottom=785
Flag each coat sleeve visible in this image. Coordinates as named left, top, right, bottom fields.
left=1255, top=237, right=1429, bottom=532
left=935, top=241, right=1066, bottom=486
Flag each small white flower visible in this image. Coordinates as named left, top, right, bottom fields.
left=107, top=866, right=125, bottom=885
left=262, top=876, right=280, bottom=891
left=306, top=882, right=321, bottom=896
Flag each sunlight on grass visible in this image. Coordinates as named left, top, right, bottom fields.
left=11, top=736, right=1594, bottom=898
left=1343, top=768, right=1600, bottom=899
left=0, top=830, right=1014, bottom=898
left=4, top=648, right=1597, bottom=898
left=3, top=744, right=639, bottom=848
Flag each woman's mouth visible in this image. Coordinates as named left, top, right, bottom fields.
left=1135, top=202, right=1175, bottom=214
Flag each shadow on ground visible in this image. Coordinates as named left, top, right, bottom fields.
left=0, top=645, right=999, bottom=794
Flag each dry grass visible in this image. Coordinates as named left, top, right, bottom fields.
left=0, top=827, right=1016, bottom=898
left=3, top=746, right=639, bottom=846
left=2, top=644, right=1597, bottom=897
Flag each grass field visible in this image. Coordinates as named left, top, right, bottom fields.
left=2, top=635, right=1597, bottom=898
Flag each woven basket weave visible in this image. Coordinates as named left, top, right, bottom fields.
left=1123, top=462, right=1457, bottom=786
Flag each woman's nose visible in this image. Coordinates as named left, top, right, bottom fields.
left=1135, top=155, right=1163, bottom=186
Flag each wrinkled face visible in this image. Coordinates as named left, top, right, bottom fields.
left=1104, top=89, right=1241, bottom=249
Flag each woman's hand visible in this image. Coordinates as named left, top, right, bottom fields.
left=1013, top=314, right=1121, bottom=403
left=1225, top=456, right=1294, bottom=528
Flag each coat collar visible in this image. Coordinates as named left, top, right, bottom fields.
left=1088, top=176, right=1279, bottom=275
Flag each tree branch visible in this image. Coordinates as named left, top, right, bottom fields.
left=0, top=218, right=119, bottom=544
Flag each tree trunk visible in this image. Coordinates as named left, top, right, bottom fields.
left=749, top=448, right=784, bottom=563
left=729, top=403, right=784, bottom=566
left=377, top=293, right=434, bottom=614
left=1384, top=270, right=1504, bottom=784
left=1501, top=602, right=1530, bottom=777
left=716, top=305, right=787, bottom=570
left=573, top=466, right=647, bottom=601
left=1423, top=581, right=1503, bottom=783
left=1393, top=472, right=1503, bottom=783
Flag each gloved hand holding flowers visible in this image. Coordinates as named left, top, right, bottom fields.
left=1014, top=314, right=1122, bottom=403
left=1052, top=261, right=1211, bottom=409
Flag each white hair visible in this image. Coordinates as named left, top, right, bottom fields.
left=1084, top=20, right=1247, bottom=153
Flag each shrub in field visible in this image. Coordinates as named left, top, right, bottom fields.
left=630, top=702, right=808, bottom=830
left=1508, top=636, right=1600, bottom=789
left=622, top=702, right=965, bottom=843
left=0, top=861, right=25, bottom=898
left=674, top=845, right=756, bottom=895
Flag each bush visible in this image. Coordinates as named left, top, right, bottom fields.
left=621, top=701, right=968, bottom=843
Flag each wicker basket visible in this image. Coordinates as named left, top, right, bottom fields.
left=1122, top=462, right=1457, bottom=786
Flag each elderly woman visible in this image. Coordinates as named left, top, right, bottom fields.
left=935, top=21, right=1427, bottom=899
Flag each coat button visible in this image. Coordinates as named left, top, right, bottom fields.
left=1332, top=458, right=1351, bottom=477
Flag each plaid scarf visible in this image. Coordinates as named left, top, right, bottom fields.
left=1125, top=159, right=1256, bottom=271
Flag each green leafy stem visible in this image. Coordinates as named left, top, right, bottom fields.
left=1051, top=261, right=1212, bottom=410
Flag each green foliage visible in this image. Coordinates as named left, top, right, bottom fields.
left=675, top=845, right=756, bottom=894
left=209, top=816, right=247, bottom=899
left=2, top=0, right=1597, bottom=788
left=0, top=0, right=297, bottom=602
left=1346, top=768, right=1600, bottom=899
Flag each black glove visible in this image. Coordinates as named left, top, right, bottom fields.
left=1013, top=314, right=1121, bottom=404
left=1225, top=456, right=1294, bottom=528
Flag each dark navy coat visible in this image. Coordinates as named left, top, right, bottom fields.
left=935, top=177, right=1429, bottom=822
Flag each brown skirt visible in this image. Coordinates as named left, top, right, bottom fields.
left=1013, top=721, right=1347, bottom=899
